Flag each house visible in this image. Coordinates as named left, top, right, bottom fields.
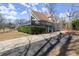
left=31, top=10, right=59, bottom=32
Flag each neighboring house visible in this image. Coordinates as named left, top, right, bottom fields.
left=31, top=10, right=59, bottom=32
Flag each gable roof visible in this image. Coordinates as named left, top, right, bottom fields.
left=31, top=10, right=53, bottom=23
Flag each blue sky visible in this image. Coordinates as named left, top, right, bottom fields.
left=0, top=3, right=79, bottom=22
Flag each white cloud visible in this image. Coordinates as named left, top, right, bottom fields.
left=5, top=10, right=18, bottom=20
left=42, top=7, right=49, bottom=14
left=59, top=12, right=70, bottom=21
left=9, top=10, right=17, bottom=16
left=20, top=11, right=27, bottom=15
left=8, top=3, right=16, bottom=10
left=20, top=3, right=39, bottom=11
left=4, top=15, right=17, bottom=20
left=32, top=7, right=38, bottom=11
left=0, top=4, right=17, bottom=15
left=20, top=3, right=39, bottom=8
left=38, top=10, right=42, bottom=12
left=0, top=4, right=18, bottom=20
left=0, top=5, right=7, bottom=10
left=31, top=3, right=39, bottom=6
left=59, top=12, right=68, bottom=18
left=42, top=7, right=47, bottom=11
left=0, top=5, right=9, bottom=14
left=20, top=3, right=30, bottom=8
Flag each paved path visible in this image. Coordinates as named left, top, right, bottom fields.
left=0, top=32, right=59, bottom=54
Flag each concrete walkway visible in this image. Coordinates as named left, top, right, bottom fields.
left=0, top=32, right=59, bottom=53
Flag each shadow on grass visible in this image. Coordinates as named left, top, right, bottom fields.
left=34, top=33, right=64, bottom=56
left=0, top=33, right=66, bottom=56
left=58, top=34, right=72, bottom=56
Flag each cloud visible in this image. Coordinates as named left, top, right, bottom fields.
left=31, top=3, right=39, bottom=6
left=5, top=10, right=17, bottom=20
left=8, top=3, right=16, bottom=10
left=0, top=3, right=42, bottom=20
left=0, top=4, right=18, bottom=20
left=32, top=7, right=38, bottom=11
left=59, top=12, right=69, bottom=21
left=4, top=15, right=17, bottom=20
left=0, top=4, right=17, bottom=15
left=20, top=11, right=27, bottom=15
left=20, top=3, right=30, bottom=8
left=9, top=10, right=17, bottom=16
left=20, top=3, right=40, bottom=12
left=38, top=10, right=42, bottom=12
left=59, top=12, right=68, bottom=18
left=42, top=7, right=47, bottom=11
left=0, top=5, right=9, bottom=14
left=42, top=7, right=49, bottom=14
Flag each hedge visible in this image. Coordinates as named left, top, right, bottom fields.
left=17, top=26, right=31, bottom=34
left=17, top=25, right=47, bottom=34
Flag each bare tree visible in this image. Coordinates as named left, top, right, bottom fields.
left=46, top=3, right=56, bottom=22
left=65, top=4, right=79, bottom=30
left=15, top=19, right=24, bottom=26
left=6, top=22, right=15, bottom=30
left=0, top=14, right=6, bottom=32
left=15, top=19, right=31, bottom=27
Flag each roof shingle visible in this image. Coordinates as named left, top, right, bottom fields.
left=32, top=10, right=53, bottom=23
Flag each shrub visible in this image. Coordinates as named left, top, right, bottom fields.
left=72, top=19, right=79, bottom=30
left=17, top=26, right=31, bottom=34
left=17, top=25, right=47, bottom=34
left=31, top=26, right=47, bottom=34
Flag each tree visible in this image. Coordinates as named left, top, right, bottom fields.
left=65, top=4, right=79, bottom=30
left=6, top=22, right=15, bottom=30
left=46, top=3, right=56, bottom=22
left=0, top=14, right=6, bottom=32
left=15, top=19, right=31, bottom=26
left=15, top=19, right=24, bottom=26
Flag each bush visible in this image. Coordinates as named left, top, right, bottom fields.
left=17, top=25, right=47, bottom=34
left=31, top=26, right=47, bottom=34
left=72, top=19, right=79, bottom=30
left=17, top=26, right=31, bottom=34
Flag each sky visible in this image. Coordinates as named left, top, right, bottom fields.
left=0, top=3, right=79, bottom=22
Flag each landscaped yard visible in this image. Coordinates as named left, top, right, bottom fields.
left=47, top=31, right=79, bottom=56
left=0, top=30, right=28, bottom=41
left=65, top=35, right=79, bottom=55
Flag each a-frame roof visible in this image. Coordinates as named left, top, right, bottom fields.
left=31, top=10, right=53, bottom=23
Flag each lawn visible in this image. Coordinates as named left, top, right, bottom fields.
left=0, top=30, right=28, bottom=41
